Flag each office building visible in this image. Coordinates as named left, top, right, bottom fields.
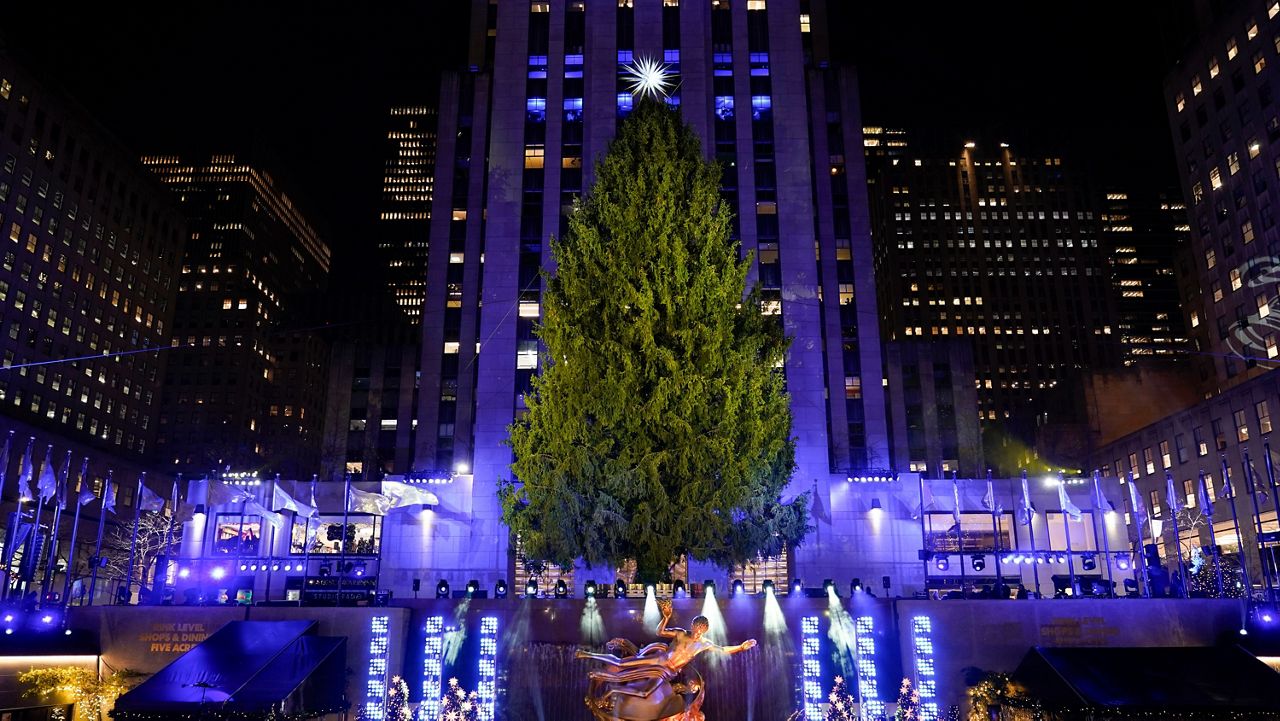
left=377, top=106, right=436, bottom=323
left=413, top=0, right=889, bottom=586
left=141, top=154, right=331, bottom=477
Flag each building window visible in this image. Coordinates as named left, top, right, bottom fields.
left=1230, top=268, right=1243, bottom=291
left=1258, top=400, right=1273, bottom=435
left=1128, top=452, right=1140, bottom=477
left=290, top=514, right=381, bottom=555
left=1183, top=479, right=1196, bottom=508
left=1194, top=426, right=1208, bottom=457
left=1206, top=249, right=1217, bottom=269
left=210, top=515, right=262, bottom=556
left=1159, top=440, right=1172, bottom=469
left=1212, top=418, right=1228, bottom=450
left=1175, top=434, right=1189, bottom=464
left=1255, top=51, right=1268, bottom=74
left=1258, top=292, right=1271, bottom=318
left=1143, top=447, right=1155, bottom=475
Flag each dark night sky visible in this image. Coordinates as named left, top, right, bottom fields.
left=3, top=2, right=1185, bottom=284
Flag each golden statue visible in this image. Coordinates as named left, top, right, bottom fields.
left=578, top=598, right=757, bottom=721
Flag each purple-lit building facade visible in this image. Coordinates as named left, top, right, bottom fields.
left=414, top=0, right=888, bottom=586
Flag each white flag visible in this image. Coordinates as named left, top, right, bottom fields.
left=347, top=487, right=393, bottom=516
left=103, top=476, right=117, bottom=514
left=1165, top=472, right=1184, bottom=515
left=16, top=438, right=34, bottom=502
left=36, top=445, right=57, bottom=502
left=246, top=499, right=285, bottom=533
left=272, top=484, right=316, bottom=517
left=206, top=479, right=255, bottom=507
left=381, top=480, right=440, bottom=509
left=1058, top=476, right=1082, bottom=523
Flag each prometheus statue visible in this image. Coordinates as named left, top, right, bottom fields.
left=578, top=598, right=758, bottom=721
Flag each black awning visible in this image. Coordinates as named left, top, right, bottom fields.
left=111, top=620, right=345, bottom=720
left=1015, top=645, right=1280, bottom=714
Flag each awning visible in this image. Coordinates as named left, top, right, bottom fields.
left=1015, top=645, right=1280, bottom=715
left=112, top=620, right=346, bottom=720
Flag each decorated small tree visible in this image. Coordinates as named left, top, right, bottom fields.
left=438, top=677, right=479, bottom=721
left=826, top=675, right=857, bottom=721
left=386, top=676, right=411, bottom=721
left=894, top=678, right=919, bottom=721
left=19, top=666, right=145, bottom=721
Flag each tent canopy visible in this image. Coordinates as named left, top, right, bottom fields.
left=112, top=620, right=346, bottom=719
left=1015, top=645, right=1280, bottom=713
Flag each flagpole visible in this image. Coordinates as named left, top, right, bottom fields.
left=988, top=470, right=1003, bottom=591
left=1092, top=472, right=1114, bottom=597
left=916, top=473, right=929, bottom=588
left=1241, top=450, right=1275, bottom=599
left=234, top=472, right=249, bottom=599
left=953, top=472, right=966, bottom=599
left=265, top=474, right=279, bottom=602
left=24, top=444, right=54, bottom=600
left=1023, top=471, right=1042, bottom=598
left=0, top=430, right=13, bottom=602
left=1200, top=471, right=1224, bottom=598
left=1127, top=472, right=1152, bottom=598
left=1263, top=443, right=1280, bottom=601
left=61, top=458, right=88, bottom=607
left=87, top=471, right=111, bottom=607
left=157, top=475, right=180, bottom=605
left=1222, top=456, right=1253, bottom=602
left=1058, top=473, right=1078, bottom=599
left=40, top=450, right=72, bottom=600
left=121, top=473, right=146, bottom=605
left=339, top=473, right=351, bottom=606
left=300, top=475, right=316, bottom=607
left=1165, top=471, right=1189, bottom=598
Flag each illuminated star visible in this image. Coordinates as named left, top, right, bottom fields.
left=623, top=56, right=675, bottom=99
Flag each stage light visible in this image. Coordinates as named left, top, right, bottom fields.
left=555, top=579, right=569, bottom=598
left=615, top=578, right=627, bottom=598
left=495, top=580, right=508, bottom=598
left=1035, top=555, right=1046, bottom=565
left=436, top=580, right=450, bottom=599
left=354, top=562, right=367, bottom=577
left=1081, top=554, right=1097, bottom=571
left=64, top=629, right=71, bottom=636
left=971, top=554, right=985, bottom=572
left=466, top=579, right=480, bottom=596
left=584, top=580, right=597, bottom=598
left=762, top=580, right=776, bottom=595
left=1000, top=555, right=1012, bottom=565
left=249, top=563, right=258, bottom=572
left=4, top=629, right=11, bottom=635
left=526, top=579, right=538, bottom=598
left=702, top=580, right=716, bottom=597
left=318, top=564, right=332, bottom=577
left=1240, top=628, right=1249, bottom=636
left=673, top=580, right=686, bottom=598
left=240, top=563, right=249, bottom=571
left=910, top=617, right=939, bottom=721
left=420, top=616, right=446, bottom=720
left=731, top=579, right=745, bottom=597
left=1116, top=555, right=1131, bottom=570
left=178, top=567, right=190, bottom=579
left=823, top=578, right=837, bottom=595
left=3, top=614, right=13, bottom=623
left=271, top=562, right=281, bottom=572
left=851, top=578, right=862, bottom=595
left=211, top=567, right=227, bottom=580
left=40, top=615, right=52, bottom=625
left=793, top=578, right=803, bottom=594
left=934, top=556, right=949, bottom=571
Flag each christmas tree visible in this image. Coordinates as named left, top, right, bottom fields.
left=945, top=704, right=960, bottom=721
left=500, top=96, right=805, bottom=582
left=437, top=677, right=479, bottom=721
left=827, top=675, right=857, bottom=721
left=387, top=676, right=411, bottom=721
left=895, top=678, right=920, bottom=721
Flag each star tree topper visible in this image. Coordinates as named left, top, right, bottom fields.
left=623, top=56, right=675, bottom=99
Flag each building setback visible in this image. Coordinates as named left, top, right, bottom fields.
left=414, top=0, right=889, bottom=586
left=870, top=144, right=1120, bottom=472
left=142, top=154, right=331, bottom=478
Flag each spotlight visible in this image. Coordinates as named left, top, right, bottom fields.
left=793, top=578, right=803, bottom=594
left=555, top=579, right=569, bottom=598
left=64, top=629, right=72, bottom=636
left=673, top=580, right=686, bottom=598
left=971, top=554, right=985, bottom=572
left=762, top=580, right=776, bottom=595
left=823, top=578, right=836, bottom=595
left=211, top=567, right=227, bottom=581
left=466, top=579, right=480, bottom=596
left=495, top=580, right=508, bottom=598
left=240, top=563, right=249, bottom=571
left=1240, top=628, right=1250, bottom=636
left=1116, top=555, right=1131, bottom=571
left=40, top=615, right=53, bottom=625
left=318, top=564, right=332, bottom=577
left=436, top=580, right=450, bottom=599
left=584, top=579, right=597, bottom=598
left=178, top=567, right=191, bottom=579
left=4, top=629, right=11, bottom=635
left=934, top=556, right=949, bottom=571
left=1035, top=555, right=1046, bottom=565
left=1260, top=605, right=1277, bottom=624
left=526, top=579, right=538, bottom=598
left=851, top=578, right=862, bottom=595
left=271, top=562, right=281, bottom=572
left=250, top=564, right=258, bottom=572
left=354, top=562, right=367, bottom=577
left=615, top=578, right=627, bottom=598
left=703, top=580, right=716, bottom=596
left=1081, top=554, right=1097, bottom=571
left=1000, top=555, right=1012, bottom=565
left=731, top=579, right=745, bottom=597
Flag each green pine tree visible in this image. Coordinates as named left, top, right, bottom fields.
left=895, top=678, right=919, bottom=721
left=387, top=676, right=411, bottom=721
left=500, top=98, right=807, bottom=582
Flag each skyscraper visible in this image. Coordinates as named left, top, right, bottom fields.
left=1101, top=190, right=1191, bottom=365
left=413, top=0, right=888, bottom=585
left=377, top=106, right=436, bottom=323
left=0, top=54, right=185, bottom=462
left=141, top=154, right=331, bottom=477
left=870, top=144, right=1119, bottom=470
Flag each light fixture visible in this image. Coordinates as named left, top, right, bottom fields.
left=823, top=578, right=837, bottom=595
left=64, top=629, right=72, bottom=636
left=964, top=141, right=976, bottom=149
left=1116, top=555, right=1131, bottom=571
left=731, top=579, right=745, bottom=597
left=870, top=498, right=883, bottom=511
left=436, top=580, right=450, bottom=599
left=353, top=562, right=367, bottom=577
left=526, top=579, right=538, bottom=598
left=851, top=578, right=862, bottom=595
left=318, top=564, right=332, bottom=577
left=584, top=580, right=597, bottom=598
left=271, top=562, right=281, bottom=572
left=615, top=578, right=627, bottom=598
left=622, top=56, right=675, bottom=99
left=249, top=563, right=258, bottom=572
left=673, top=580, right=686, bottom=598
left=210, top=567, right=227, bottom=580
left=1081, top=554, right=1097, bottom=571
left=240, top=563, right=249, bottom=571
left=935, top=556, right=950, bottom=571
left=761, top=580, right=775, bottom=595
left=793, top=578, right=803, bottom=595
left=703, top=580, right=716, bottom=596
left=466, top=579, right=480, bottom=596
left=970, top=554, right=985, bottom=572
left=554, top=579, right=569, bottom=598
left=178, top=567, right=190, bottom=579
left=495, top=580, right=508, bottom=598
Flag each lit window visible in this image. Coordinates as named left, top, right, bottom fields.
left=1209, top=166, right=1223, bottom=189
left=1228, top=151, right=1241, bottom=175
left=1248, top=21, right=1259, bottom=41
left=1271, top=3, right=1279, bottom=19
left=1176, top=93, right=1186, bottom=112
left=1190, top=310, right=1200, bottom=328
left=1192, top=75, right=1203, bottom=95
left=1231, top=268, right=1244, bottom=291
left=1250, top=139, right=1262, bottom=158
left=444, top=342, right=460, bottom=354
left=799, top=13, right=810, bottom=32
left=747, top=0, right=766, bottom=8
left=1255, top=51, right=1267, bottom=74
left=222, top=298, right=233, bottom=310
left=1206, top=248, right=1217, bottom=269
left=1259, top=292, right=1272, bottom=318
left=524, top=146, right=545, bottom=169
left=237, top=299, right=248, bottom=310
left=1228, top=37, right=1239, bottom=60
left=518, top=301, right=540, bottom=318
left=1209, top=57, right=1220, bottom=78
left=1243, top=219, right=1256, bottom=243
left=1258, top=400, right=1273, bottom=434
left=1213, top=282, right=1224, bottom=302
left=1236, top=409, right=1250, bottom=443
left=1269, top=334, right=1279, bottom=358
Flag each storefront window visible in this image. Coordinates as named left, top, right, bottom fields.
left=290, top=514, right=381, bottom=555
